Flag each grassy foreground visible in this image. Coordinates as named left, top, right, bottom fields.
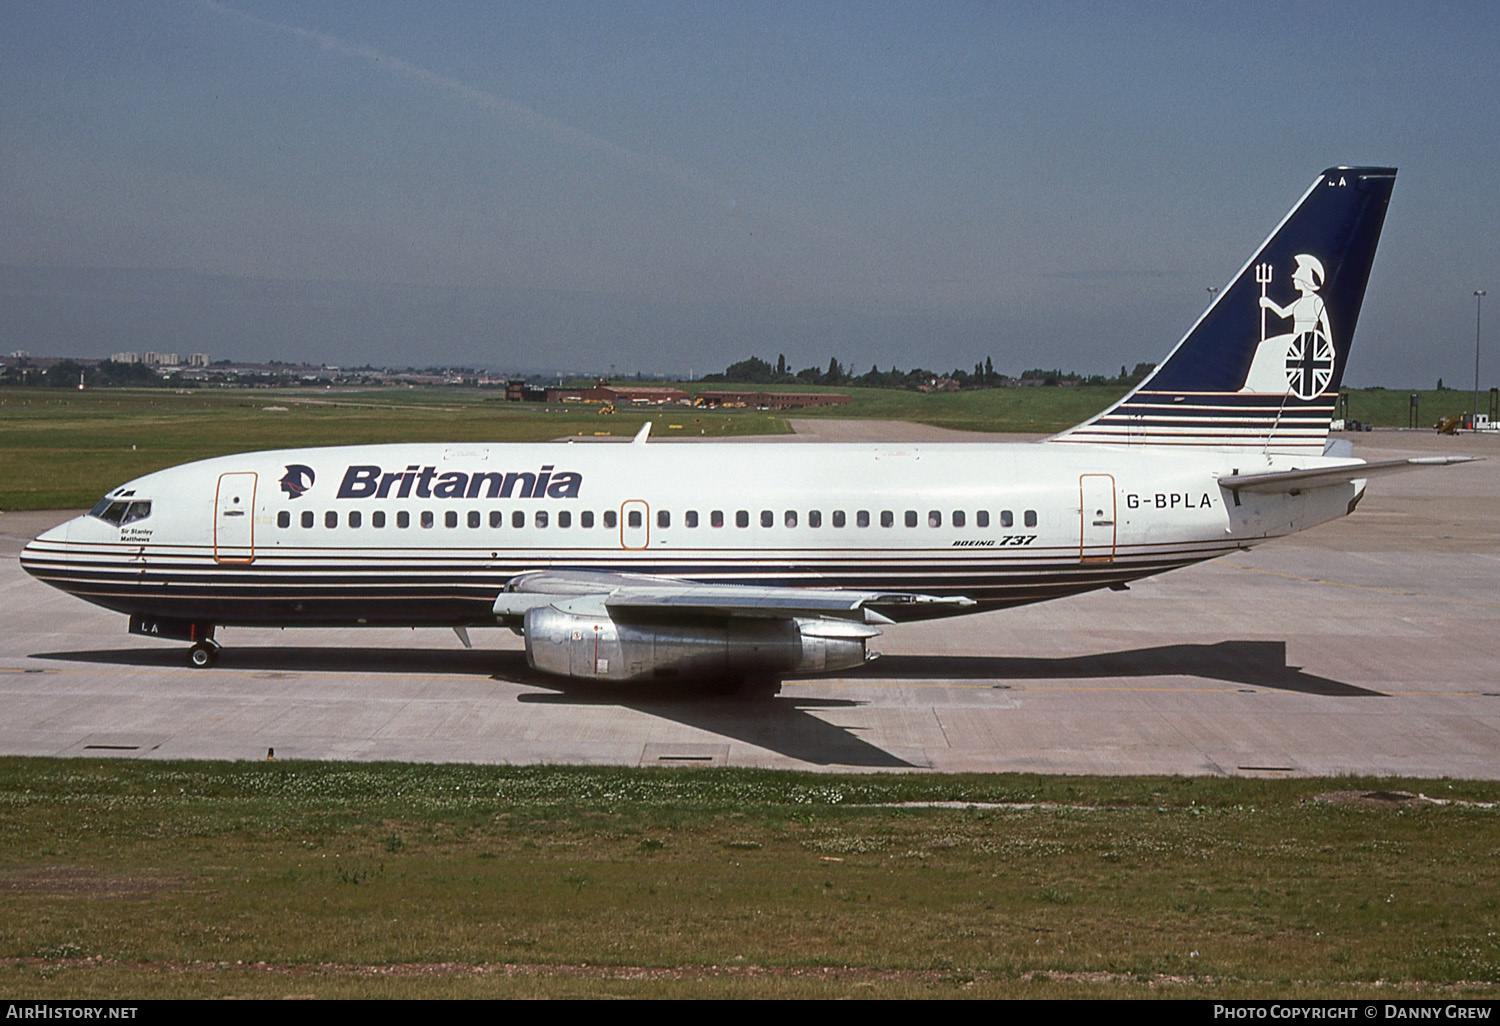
left=1, top=759, right=1497, bottom=999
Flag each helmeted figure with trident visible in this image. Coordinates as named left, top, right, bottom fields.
left=1239, top=253, right=1336, bottom=398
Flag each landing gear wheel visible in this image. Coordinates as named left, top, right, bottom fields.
left=189, top=641, right=219, bottom=668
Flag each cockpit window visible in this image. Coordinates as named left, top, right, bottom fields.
left=89, top=498, right=151, bottom=526
left=89, top=500, right=129, bottom=525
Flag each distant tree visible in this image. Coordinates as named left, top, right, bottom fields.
left=42, top=360, right=88, bottom=387
left=92, top=360, right=164, bottom=387
left=714, top=356, right=778, bottom=383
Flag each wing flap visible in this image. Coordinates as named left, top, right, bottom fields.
left=491, top=569, right=973, bottom=623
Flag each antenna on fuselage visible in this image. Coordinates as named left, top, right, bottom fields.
left=632, top=422, right=652, bottom=444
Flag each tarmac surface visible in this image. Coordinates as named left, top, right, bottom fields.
left=3, top=424, right=1498, bottom=777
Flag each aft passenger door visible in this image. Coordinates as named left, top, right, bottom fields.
left=1079, top=473, right=1116, bottom=563
left=214, top=472, right=257, bottom=563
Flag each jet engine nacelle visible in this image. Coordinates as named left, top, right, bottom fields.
left=522, top=604, right=879, bottom=682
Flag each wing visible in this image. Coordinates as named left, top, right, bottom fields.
left=491, top=569, right=975, bottom=626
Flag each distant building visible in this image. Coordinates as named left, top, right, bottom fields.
left=546, top=381, right=689, bottom=405
left=143, top=351, right=180, bottom=367
left=111, top=351, right=139, bottom=364
left=506, top=380, right=549, bottom=402
left=188, top=353, right=210, bottom=367
left=696, top=390, right=851, bottom=410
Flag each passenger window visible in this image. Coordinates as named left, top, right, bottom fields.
left=857, top=510, right=870, bottom=528
left=468, top=511, right=480, bottom=529
left=658, top=510, right=670, bottom=528
left=581, top=511, right=595, bottom=528
left=808, top=510, right=821, bottom=528
left=952, top=510, right=964, bottom=528
left=445, top=511, right=458, bottom=528
left=490, top=511, right=502, bottom=528
left=1025, top=510, right=1038, bottom=528
left=627, top=510, right=641, bottom=528
left=785, top=510, right=797, bottom=528
left=325, top=511, right=338, bottom=529
left=833, top=510, right=846, bottom=528
left=349, top=510, right=362, bottom=529
left=928, top=511, right=941, bottom=528
left=397, top=511, right=409, bottom=528
left=881, top=511, right=894, bottom=528
left=760, top=510, right=773, bottom=528
left=1001, top=510, right=1014, bottom=528
left=421, top=511, right=434, bottom=529
left=686, top=511, right=699, bottom=528
left=976, top=510, right=989, bottom=528
left=736, top=510, right=749, bottom=528
left=711, top=510, right=724, bottom=528
left=372, top=511, right=386, bottom=528
left=299, top=510, right=313, bottom=528
left=904, top=510, right=917, bottom=528
left=558, top=510, right=571, bottom=528
left=512, top=511, right=524, bottom=529
left=604, top=510, right=617, bottom=529
left=277, top=511, right=290, bottom=529
left=536, top=510, right=548, bottom=528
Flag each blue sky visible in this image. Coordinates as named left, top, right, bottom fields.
left=2, top=1, right=1496, bottom=385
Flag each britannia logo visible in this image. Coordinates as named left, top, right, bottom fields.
left=1240, top=253, right=1335, bottom=399
left=280, top=464, right=315, bottom=499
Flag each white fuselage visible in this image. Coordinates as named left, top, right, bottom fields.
left=20, top=439, right=1361, bottom=629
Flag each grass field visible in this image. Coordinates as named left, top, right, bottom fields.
left=1, top=384, right=1479, bottom=510
left=0, top=388, right=788, bottom=509
left=1, top=759, right=1497, bottom=999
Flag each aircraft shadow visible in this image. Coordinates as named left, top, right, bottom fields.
left=31, top=638, right=1373, bottom=767
left=847, top=640, right=1377, bottom=697
left=30, top=645, right=912, bottom=768
left=514, top=682, right=910, bottom=769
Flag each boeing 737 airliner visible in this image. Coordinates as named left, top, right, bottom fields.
left=19, top=168, right=1472, bottom=691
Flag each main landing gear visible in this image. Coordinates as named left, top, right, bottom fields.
left=188, top=639, right=221, bottom=668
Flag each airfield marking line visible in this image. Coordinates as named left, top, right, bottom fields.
left=806, top=680, right=1251, bottom=693
left=1217, top=561, right=1500, bottom=609
left=0, top=666, right=475, bottom=685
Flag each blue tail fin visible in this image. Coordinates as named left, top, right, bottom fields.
left=1053, top=166, right=1396, bottom=452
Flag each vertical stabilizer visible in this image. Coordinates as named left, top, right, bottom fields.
left=1051, top=167, right=1396, bottom=452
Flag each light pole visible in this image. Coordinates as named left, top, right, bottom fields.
left=1476, top=289, right=1488, bottom=425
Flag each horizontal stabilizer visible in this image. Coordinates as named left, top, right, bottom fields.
left=1219, top=456, right=1477, bottom=495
